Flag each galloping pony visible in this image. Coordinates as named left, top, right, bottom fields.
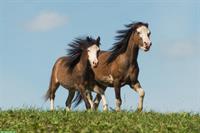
left=74, top=22, right=152, bottom=111
left=45, top=36, right=102, bottom=111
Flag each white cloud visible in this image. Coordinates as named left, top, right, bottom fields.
left=25, top=11, right=67, bottom=32
left=163, top=41, right=199, bottom=59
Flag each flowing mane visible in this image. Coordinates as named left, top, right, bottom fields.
left=65, top=36, right=99, bottom=71
left=107, top=22, right=148, bottom=63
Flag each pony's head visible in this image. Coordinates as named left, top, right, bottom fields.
left=132, top=22, right=152, bottom=51
left=66, top=36, right=101, bottom=70
left=86, top=36, right=100, bottom=67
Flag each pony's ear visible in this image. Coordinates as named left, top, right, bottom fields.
left=86, top=36, right=91, bottom=42
left=96, top=36, right=100, bottom=43
left=145, top=23, right=149, bottom=28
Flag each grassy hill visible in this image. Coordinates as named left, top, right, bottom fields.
left=0, top=109, right=200, bottom=133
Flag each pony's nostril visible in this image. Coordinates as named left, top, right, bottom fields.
left=93, top=61, right=98, bottom=67
left=144, top=42, right=151, bottom=48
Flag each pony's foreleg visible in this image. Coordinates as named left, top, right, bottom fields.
left=130, top=82, right=145, bottom=112
left=93, top=85, right=108, bottom=111
left=86, top=90, right=94, bottom=110
left=114, top=81, right=122, bottom=111
left=101, top=94, right=108, bottom=111
left=93, top=94, right=101, bottom=110
left=79, top=86, right=91, bottom=110
left=94, top=94, right=108, bottom=111
left=65, top=90, right=75, bottom=111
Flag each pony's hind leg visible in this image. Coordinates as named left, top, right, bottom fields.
left=65, top=90, right=75, bottom=111
left=49, top=82, right=59, bottom=111
left=46, top=74, right=60, bottom=111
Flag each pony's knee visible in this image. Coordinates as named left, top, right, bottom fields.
left=138, top=88, right=145, bottom=97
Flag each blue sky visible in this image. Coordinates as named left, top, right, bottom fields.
left=0, top=0, right=200, bottom=112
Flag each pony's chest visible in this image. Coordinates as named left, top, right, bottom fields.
left=113, top=66, right=139, bottom=85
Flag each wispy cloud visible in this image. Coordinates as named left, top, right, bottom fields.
left=162, top=41, right=199, bottom=59
left=25, top=11, right=67, bottom=32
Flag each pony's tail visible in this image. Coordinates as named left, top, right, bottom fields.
left=44, top=88, right=51, bottom=102
left=43, top=64, right=56, bottom=102
left=72, top=91, right=83, bottom=108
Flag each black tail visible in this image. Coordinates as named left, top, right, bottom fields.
left=72, top=91, right=83, bottom=108
left=44, top=76, right=53, bottom=102
left=44, top=89, right=51, bottom=102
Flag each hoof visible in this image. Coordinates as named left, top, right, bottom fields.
left=103, top=105, right=108, bottom=111
left=66, top=107, right=71, bottom=112
left=115, top=107, right=121, bottom=112
left=136, top=107, right=143, bottom=112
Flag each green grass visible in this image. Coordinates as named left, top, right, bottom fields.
left=0, top=109, right=200, bottom=133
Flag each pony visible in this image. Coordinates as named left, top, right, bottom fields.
left=74, top=22, right=152, bottom=111
left=44, top=36, right=102, bottom=111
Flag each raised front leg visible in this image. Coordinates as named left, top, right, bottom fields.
left=130, top=81, right=145, bottom=112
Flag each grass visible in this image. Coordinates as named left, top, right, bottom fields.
left=0, top=109, right=200, bottom=133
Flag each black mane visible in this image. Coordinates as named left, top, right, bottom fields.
left=106, top=22, right=148, bottom=63
left=65, top=36, right=99, bottom=71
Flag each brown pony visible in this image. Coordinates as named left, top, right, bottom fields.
left=44, top=36, right=101, bottom=111
left=74, top=22, right=152, bottom=111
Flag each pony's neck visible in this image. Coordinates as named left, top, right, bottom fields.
left=125, top=33, right=139, bottom=64
left=77, top=51, right=90, bottom=77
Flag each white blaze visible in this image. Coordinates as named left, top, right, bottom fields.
left=87, top=45, right=99, bottom=67
left=137, top=26, right=151, bottom=49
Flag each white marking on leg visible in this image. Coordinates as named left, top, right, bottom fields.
left=115, top=99, right=121, bottom=111
left=86, top=93, right=94, bottom=109
left=66, top=107, right=71, bottom=111
left=101, top=94, right=108, bottom=111
left=50, top=99, right=54, bottom=111
left=137, top=88, right=145, bottom=111
left=138, top=88, right=145, bottom=97
left=94, top=98, right=99, bottom=104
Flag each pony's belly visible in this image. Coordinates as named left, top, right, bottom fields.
left=59, top=79, right=76, bottom=90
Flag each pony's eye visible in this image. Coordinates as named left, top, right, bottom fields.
left=148, top=32, right=151, bottom=37
left=137, top=31, right=140, bottom=35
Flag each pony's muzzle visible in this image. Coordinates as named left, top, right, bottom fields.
left=92, top=60, right=99, bottom=67
left=144, top=42, right=152, bottom=51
